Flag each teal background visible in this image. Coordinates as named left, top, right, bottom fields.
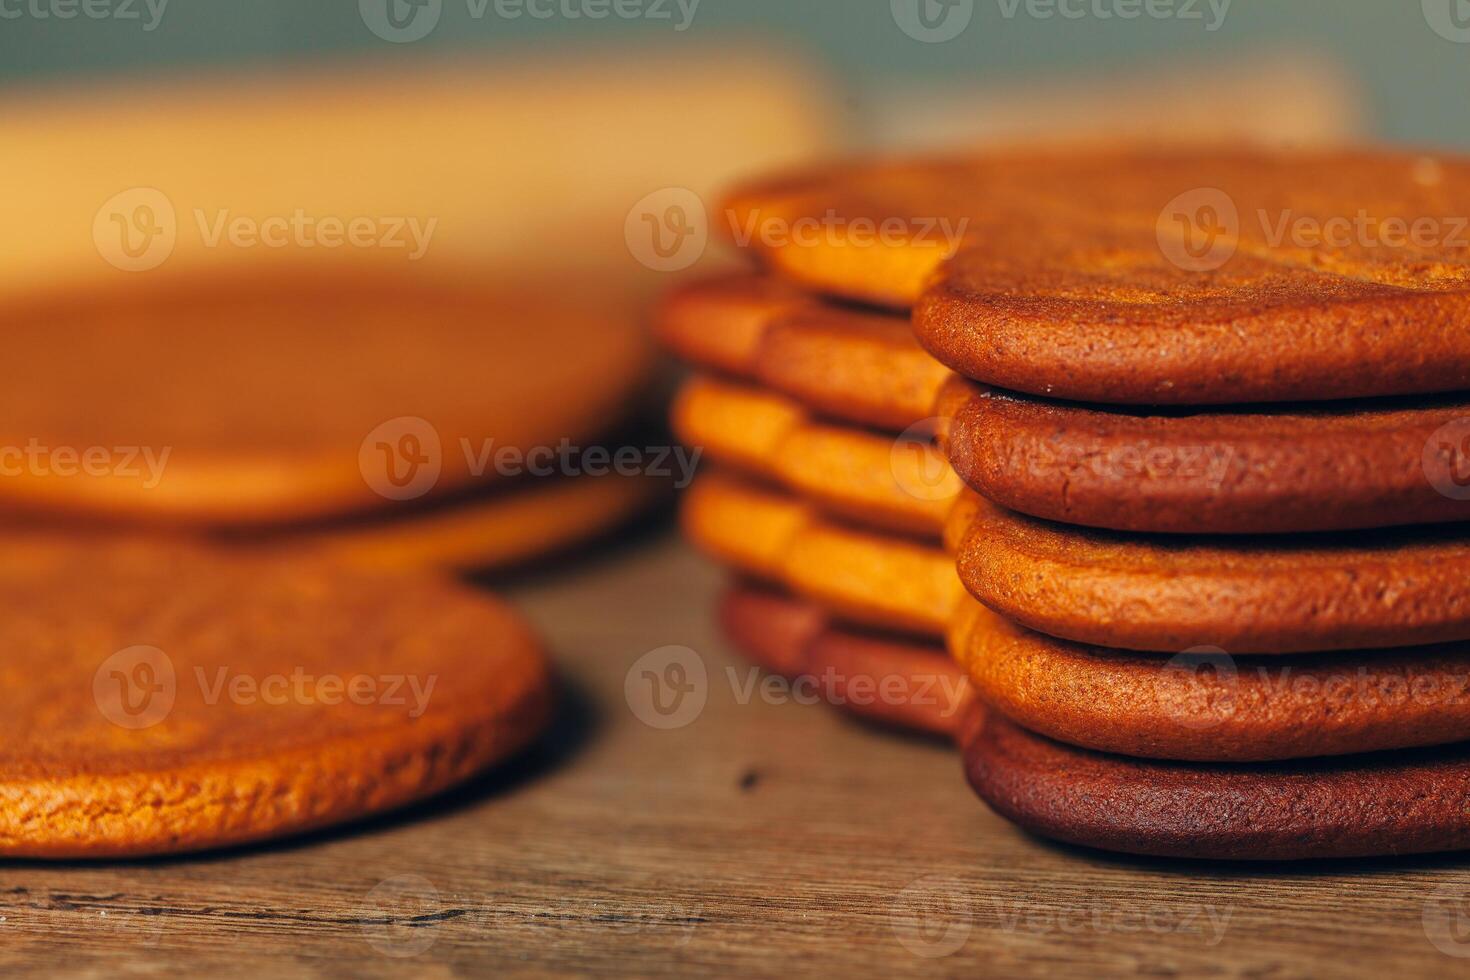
left=2, top=0, right=1467, bottom=146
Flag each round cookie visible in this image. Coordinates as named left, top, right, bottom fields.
left=960, top=704, right=1470, bottom=861
left=725, top=148, right=1470, bottom=404
left=672, top=375, right=959, bottom=538
left=681, top=470, right=963, bottom=638
left=0, top=535, right=552, bottom=858
left=657, top=273, right=948, bottom=431
left=720, top=583, right=970, bottom=738
left=718, top=581, right=828, bottom=681
left=0, top=269, right=653, bottom=526
left=942, top=377, right=1470, bottom=534
left=957, top=499, right=1470, bottom=653
left=950, top=597, right=1470, bottom=762
left=256, top=470, right=668, bottom=572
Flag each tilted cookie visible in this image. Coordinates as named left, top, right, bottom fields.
left=0, top=535, right=552, bottom=858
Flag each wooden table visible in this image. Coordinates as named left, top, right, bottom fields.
left=4, top=525, right=1470, bottom=977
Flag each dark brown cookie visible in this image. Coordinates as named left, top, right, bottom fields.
left=942, top=377, right=1470, bottom=533
left=961, top=704, right=1470, bottom=860
left=957, top=497, right=1470, bottom=653
left=951, top=597, right=1470, bottom=761
left=723, top=147, right=1470, bottom=404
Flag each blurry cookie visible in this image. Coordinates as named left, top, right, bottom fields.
left=950, top=597, right=1470, bottom=762
left=0, top=535, right=552, bottom=858
left=0, top=269, right=652, bottom=526
left=274, top=470, right=668, bottom=573
left=720, top=583, right=970, bottom=738
left=658, top=273, right=948, bottom=431
left=942, top=377, right=1470, bottom=533
left=673, top=375, right=959, bottom=537
left=682, top=470, right=962, bottom=637
left=960, top=704, right=1470, bottom=860
left=725, top=148, right=1470, bottom=403
left=957, top=499, right=1470, bottom=653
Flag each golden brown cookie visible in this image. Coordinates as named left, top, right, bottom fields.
left=942, top=377, right=1470, bottom=533
left=0, top=535, right=552, bottom=858
left=672, top=375, right=959, bottom=537
left=957, top=499, right=1470, bottom=653
left=0, top=269, right=652, bottom=527
left=255, top=470, right=668, bottom=573
left=950, top=597, right=1470, bottom=762
left=720, top=583, right=970, bottom=738
left=681, top=470, right=963, bottom=637
left=725, top=148, right=1470, bottom=404
left=657, top=273, right=949, bottom=431
left=960, top=704, right=1470, bottom=860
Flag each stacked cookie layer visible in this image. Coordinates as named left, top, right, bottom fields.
left=675, top=147, right=1470, bottom=860
left=658, top=274, right=972, bottom=737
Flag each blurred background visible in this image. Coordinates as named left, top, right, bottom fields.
left=2, top=0, right=1468, bottom=147
left=0, top=0, right=1465, bottom=565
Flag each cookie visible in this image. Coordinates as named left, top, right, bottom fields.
left=725, top=148, right=1470, bottom=404
left=657, top=273, right=948, bottom=431
left=718, top=580, right=828, bottom=681
left=942, top=377, right=1470, bottom=534
left=0, top=535, right=552, bottom=858
left=956, top=499, right=1470, bottom=653
left=673, top=375, right=960, bottom=538
left=258, top=470, right=667, bottom=573
left=960, top=704, right=1470, bottom=860
left=682, top=470, right=963, bottom=637
left=950, top=596, right=1470, bottom=761
left=0, top=269, right=652, bottom=526
left=720, top=583, right=970, bottom=737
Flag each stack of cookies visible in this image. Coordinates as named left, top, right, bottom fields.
left=666, top=148, right=1470, bottom=860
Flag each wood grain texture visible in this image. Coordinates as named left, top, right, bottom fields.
left=3, top=528, right=1470, bottom=977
